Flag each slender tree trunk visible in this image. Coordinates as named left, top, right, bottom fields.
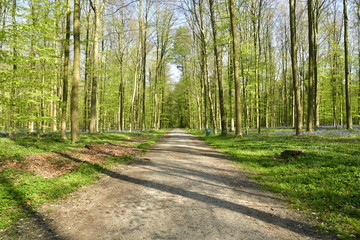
left=228, top=52, right=234, bottom=132
left=314, top=5, right=320, bottom=127
left=343, top=0, right=353, bottom=130
left=9, top=0, right=17, bottom=137
left=83, top=12, right=91, bottom=131
left=141, top=26, right=147, bottom=131
left=209, top=0, right=227, bottom=136
left=89, top=0, right=104, bottom=133
left=289, top=0, right=303, bottom=135
left=118, top=55, right=124, bottom=131
left=138, top=0, right=147, bottom=131
left=71, top=0, right=80, bottom=143
left=60, top=0, right=70, bottom=140
left=229, top=0, right=242, bottom=137
left=130, top=50, right=140, bottom=131
left=307, top=0, right=315, bottom=131
left=256, top=2, right=263, bottom=134
left=358, top=3, right=360, bottom=125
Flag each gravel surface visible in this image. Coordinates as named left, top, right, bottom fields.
left=21, top=129, right=335, bottom=240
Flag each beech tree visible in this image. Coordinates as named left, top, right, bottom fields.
left=289, top=0, right=303, bottom=135
left=228, top=0, right=242, bottom=137
left=208, top=0, right=227, bottom=136
left=343, top=0, right=353, bottom=130
left=71, top=0, right=81, bottom=143
left=60, top=0, right=71, bottom=140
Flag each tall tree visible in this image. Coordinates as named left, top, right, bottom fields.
left=60, top=0, right=71, bottom=140
left=140, top=0, right=149, bottom=131
left=208, top=0, right=227, bottom=136
left=89, top=0, right=105, bottom=133
left=357, top=0, right=360, bottom=125
left=307, top=0, right=315, bottom=131
left=289, top=0, right=303, bottom=135
left=71, top=0, right=81, bottom=143
left=228, top=0, right=242, bottom=137
left=343, top=0, right=352, bottom=130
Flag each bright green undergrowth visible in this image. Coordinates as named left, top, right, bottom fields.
left=189, top=128, right=359, bottom=239
left=0, top=130, right=167, bottom=231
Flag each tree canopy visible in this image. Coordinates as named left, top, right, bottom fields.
left=0, top=0, right=359, bottom=138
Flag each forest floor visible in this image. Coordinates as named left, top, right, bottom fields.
left=0, top=130, right=166, bottom=239
left=3, top=129, right=336, bottom=240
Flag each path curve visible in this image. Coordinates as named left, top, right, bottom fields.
left=37, top=129, right=333, bottom=240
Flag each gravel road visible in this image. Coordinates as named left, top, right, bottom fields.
left=32, top=129, right=334, bottom=240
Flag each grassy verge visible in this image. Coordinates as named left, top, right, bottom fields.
left=0, top=130, right=168, bottom=232
left=189, top=128, right=359, bottom=239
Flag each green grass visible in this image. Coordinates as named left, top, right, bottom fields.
left=0, top=130, right=168, bottom=232
left=189, top=128, right=360, bottom=239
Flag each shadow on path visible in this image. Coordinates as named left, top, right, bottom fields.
left=57, top=152, right=331, bottom=240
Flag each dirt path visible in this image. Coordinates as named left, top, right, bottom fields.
left=29, top=129, right=334, bottom=239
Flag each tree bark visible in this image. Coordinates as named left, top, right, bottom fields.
left=208, top=0, right=227, bottom=136
left=307, top=0, right=315, bottom=131
left=289, top=0, right=303, bottom=135
left=60, top=0, right=70, bottom=140
left=229, top=0, right=242, bottom=137
left=89, top=0, right=104, bottom=133
left=358, top=3, right=360, bottom=125
left=71, top=0, right=80, bottom=143
left=343, top=0, right=353, bottom=130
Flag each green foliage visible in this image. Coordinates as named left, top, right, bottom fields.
left=170, top=26, right=192, bottom=67
left=189, top=128, right=360, bottom=239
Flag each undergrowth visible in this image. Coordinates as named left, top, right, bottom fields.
left=0, top=130, right=167, bottom=232
left=189, top=128, right=360, bottom=240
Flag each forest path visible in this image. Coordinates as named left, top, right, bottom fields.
left=35, top=129, right=332, bottom=240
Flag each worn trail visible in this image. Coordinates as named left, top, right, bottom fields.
left=35, top=129, right=332, bottom=239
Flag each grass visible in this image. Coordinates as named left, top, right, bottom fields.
left=189, top=128, right=360, bottom=240
left=0, top=129, right=167, bottom=233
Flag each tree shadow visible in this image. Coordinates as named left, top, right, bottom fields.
left=137, top=162, right=285, bottom=202
left=57, top=153, right=334, bottom=240
left=0, top=174, right=64, bottom=239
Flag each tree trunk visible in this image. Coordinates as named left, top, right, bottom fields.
left=208, top=0, right=227, bottom=136
left=313, top=2, right=320, bottom=127
left=118, top=56, right=124, bottom=131
left=83, top=11, right=91, bottom=132
left=343, top=0, right=353, bottom=130
left=307, top=0, right=315, bottom=131
left=289, top=0, right=303, bottom=135
left=60, top=0, right=70, bottom=140
left=71, top=0, right=81, bottom=143
left=9, top=0, right=17, bottom=137
left=229, top=0, right=242, bottom=137
left=358, top=3, right=360, bottom=125
left=89, top=0, right=104, bottom=133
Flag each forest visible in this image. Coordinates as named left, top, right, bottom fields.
left=0, top=0, right=359, bottom=141
left=0, top=0, right=359, bottom=239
